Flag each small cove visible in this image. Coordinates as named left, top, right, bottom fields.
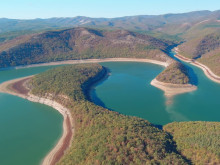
left=90, top=61, right=220, bottom=125
left=0, top=66, right=63, bottom=165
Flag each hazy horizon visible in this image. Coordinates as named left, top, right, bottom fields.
left=1, top=9, right=220, bottom=20
left=1, top=0, right=220, bottom=19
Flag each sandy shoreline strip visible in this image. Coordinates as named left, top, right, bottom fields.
left=0, top=76, right=74, bottom=165
left=14, top=57, right=198, bottom=97
left=151, top=79, right=197, bottom=97
left=0, top=58, right=169, bottom=165
left=14, top=58, right=169, bottom=69
left=174, top=48, right=220, bottom=84
left=151, top=79, right=197, bottom=105
left=0, top=76, right=34, bottom=97
left=0, top=57, right=195, bottom=164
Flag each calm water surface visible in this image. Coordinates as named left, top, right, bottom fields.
left=1, top=58, right=220, bottom=164
left=91, top=61, right=220, bottom=125
left=0, top=66, right=63, bottom=165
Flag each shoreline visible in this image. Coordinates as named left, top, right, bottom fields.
left=0, top=58, right=170, bottom=165
left=151, top=79, right=197, bottom=104
left=13, top=57, right=197, bottom=97
left=85, top=66, right=110, bottom=102
left=174, top=48, right=220, bottom=84
left=14, top=58, right=169, bottom=69
left=0, top=57, right=196, bottom=164
left=0, top=76, right=74, bottom=165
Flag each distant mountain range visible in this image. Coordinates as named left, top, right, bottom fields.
left=0, top=10, right=220, bottom=38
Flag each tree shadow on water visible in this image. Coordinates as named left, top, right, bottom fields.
left=185, top=64, right=198, bottom=86
left=153, top=124, right=163, bottom=130
left=90, top=89, right=107, bottom=108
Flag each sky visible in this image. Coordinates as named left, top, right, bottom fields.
left=1, top=0, right=220, bottom=19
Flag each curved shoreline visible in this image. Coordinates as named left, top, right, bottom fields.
left=174, top=48, right=220, bottom=84
left=0, top=76, right=74, bottom=165
left=0, top=57, right=194, bottom=164
left=151, top=79, right=197, bottom=105
left=13, top=57, right=197, bottom=97
left=151, top=79, right=197, bottom=97
left=0, top=58, right=169, bottom=165
left=14, top=58, right=169, bottom=69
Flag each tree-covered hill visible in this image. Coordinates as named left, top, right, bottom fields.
left=29, top=64, right=219, bottom=164
left=0, top=27, right=174, bottom=68
left=29, top=64, right=188, bottom=164
left=156, top=62, right=189, bottom=84
left=164, top=122, right=220, bottom=164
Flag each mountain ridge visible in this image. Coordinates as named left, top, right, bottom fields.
left=1, top=10, right=220, bottom=36
left=0, top=27, right=174, bottom=68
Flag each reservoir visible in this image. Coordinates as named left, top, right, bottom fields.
left=1, top=57, right=220, bottom=164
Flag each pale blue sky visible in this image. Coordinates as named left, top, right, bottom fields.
left=1, top=0, right=220, bottom=19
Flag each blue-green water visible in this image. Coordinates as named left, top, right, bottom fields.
left=91, top=61, right=220, bottom=125
left=1, top=58, right=220, bottom=164
left=0, top=66, right=63, bottom=165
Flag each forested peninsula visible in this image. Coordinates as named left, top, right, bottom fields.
left=29, top=64, right=188, bottom=164
left=0, top=63, right=219, bottom=164
left=29, top=64, right=219, bottom=164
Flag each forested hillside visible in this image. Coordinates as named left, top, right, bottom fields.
left=156, top=62, right=189, bottom=84
left=179, top=31, right=220, bottom=76
left=29, top=64, right=188, bottom=164
left=164, top=122, right=220, bottom=164
left=1, top=10, right=220, bottom=77
left=0, top=27, right=174, bottom=68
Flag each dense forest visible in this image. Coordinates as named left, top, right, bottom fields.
left=29, top=64, right=220, bottom=164
left=29, top=64, right=188, bottom=164
left=164, top=122, right=220, bottom=164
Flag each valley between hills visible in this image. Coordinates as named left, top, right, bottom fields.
left=0, top=10, right=220, bottom=165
